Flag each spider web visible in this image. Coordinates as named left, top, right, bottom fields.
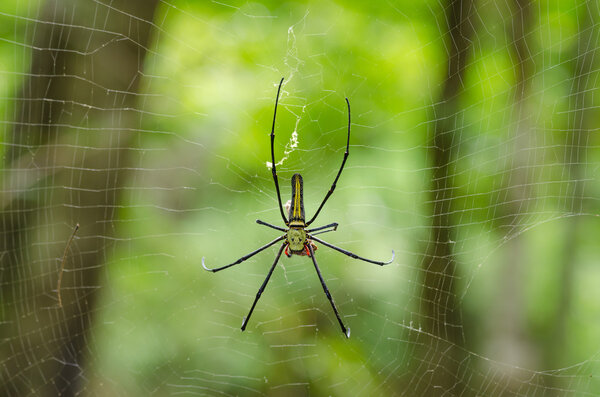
left=1, top=0, right=600, bottom=395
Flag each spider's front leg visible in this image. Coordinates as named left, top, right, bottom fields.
left=241, top=243, right=287, bottom=331
left=284, top=245, right=292, bottom=258
left=306, top=243, right=350, bottom=338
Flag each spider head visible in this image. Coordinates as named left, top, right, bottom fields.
left=286, top=227, right=306, bottom=253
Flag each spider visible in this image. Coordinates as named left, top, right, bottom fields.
left=202, top=78, right=394, bottom=338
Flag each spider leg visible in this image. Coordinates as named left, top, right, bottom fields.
left=309, top=229, right=337, bottom=237
left=306, top=98, right=351, bottom=226
left=307, top=244, right=350, bottom=338
left=241, top=243, right=286, bottom=331
left=256, top=219, right=287, bottom=233
left=202, top=235, right=286, bottom=272
left=308, top=235, right=395, bottom=266
left=269, top=78, right=289, bottom=225
left=306, top=222, right=338, bottom=234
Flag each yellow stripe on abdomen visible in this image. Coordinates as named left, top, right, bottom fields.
left=293, top=176, right=301, bottom=218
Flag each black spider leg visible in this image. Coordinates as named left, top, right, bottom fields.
left=306, top=223, right=338, bottom=237
left=306, top=222, right=338, bottom=234
left=309, top=229, right=337, bottom=237
left=241, top=242, right=286, bottom=331
left=307, top=244, right=350, bottom=338
left=202, top=235, right=286, bottom=272
left=306, top=98, right=351, bottom=226
left=256, top=219, right=287, bottom=233
left=270, top=77, right=288, bottom=225
left=309, top=235, right=395, bottom=266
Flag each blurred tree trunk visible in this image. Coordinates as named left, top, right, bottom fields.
left=0, top=0, right=159, bottom=395
left=487, top=0, right=536, bottom=389
left=412, top=0, right=474, bottom=395
left=549, top=0, right=599, bottom=389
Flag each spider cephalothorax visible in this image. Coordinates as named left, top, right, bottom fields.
left=202, top=78, right=394, bottom=338
left=286, top=226, right=307, bottom=254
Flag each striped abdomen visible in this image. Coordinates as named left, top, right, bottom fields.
left=288, top=173, right=305, bottom=226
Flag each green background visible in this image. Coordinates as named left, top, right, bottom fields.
left=1, top=0, right=599, bottom=395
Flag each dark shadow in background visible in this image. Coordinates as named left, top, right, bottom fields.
left=411, top=0, right=474, bottom=395
left=0, top=0, right=159, bottom=395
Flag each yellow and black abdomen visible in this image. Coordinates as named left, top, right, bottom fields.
left=288, top=173, right=305, bottom=225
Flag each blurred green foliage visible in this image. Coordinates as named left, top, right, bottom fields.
left=1, top=0, right=600, bottom=395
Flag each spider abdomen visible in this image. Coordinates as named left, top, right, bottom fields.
left=289, top=173, right=305, bottom=223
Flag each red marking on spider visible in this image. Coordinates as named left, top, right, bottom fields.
left=284, top=243, right=317, bottom=258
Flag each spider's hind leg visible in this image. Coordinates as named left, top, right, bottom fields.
left=305, top=98, right=352, bottom=226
